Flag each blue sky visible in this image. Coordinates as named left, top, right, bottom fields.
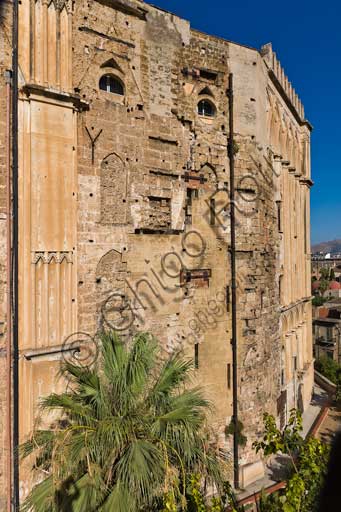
left=151, top=0, right=341, bottom=245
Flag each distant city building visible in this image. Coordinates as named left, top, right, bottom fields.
left=311, top=254, right=341, bottom=282
left=313, top=300, right=341, bottom=363
left=327, top=281, right=341, bottom=299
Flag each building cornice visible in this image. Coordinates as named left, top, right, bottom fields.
left=21, top=83, right=90, bottom=111
left=299, top=177, right=314, bottom=188
left=280, top=297, right=313, bottom=314
left=261, top=43, right=313, bottom=131
left=268, top=69, right=313, bottom=131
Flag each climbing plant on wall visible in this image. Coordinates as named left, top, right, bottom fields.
left=253, top=410, right=329, bottom=512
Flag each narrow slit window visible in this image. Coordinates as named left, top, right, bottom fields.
left=210, top=198, right=216, bottom=225
left=293, top=356, right=297, bottom=372
left=276, top=201, right=282, bottom=232
left=227, top=363, right=231, bottom=389
left=281, top=369, right=285, bottom=386
left=194, top=343, right=199, bottom=369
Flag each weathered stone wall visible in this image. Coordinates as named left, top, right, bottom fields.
left=74, top=2, right=234, bottom=440
left=72, top=0, right=313, bottom=477
left=0, top=0, right=314, bottom=498
left=73, top=0, right=285, bottom=475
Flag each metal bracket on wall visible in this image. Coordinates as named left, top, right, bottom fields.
left=85, top=126, right=103, bottom=165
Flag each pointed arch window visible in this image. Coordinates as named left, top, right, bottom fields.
left=99, top=74, right=124, bottom=95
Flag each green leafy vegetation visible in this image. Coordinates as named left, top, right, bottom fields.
left=161, top=478, right=249, bottom=512
left=312, top=295, right=328, bottom=307
left=315, top=355, right=341, bottom=384
left=21, top=331, right=331, bottom=511
left=335, top=370, right=341, bottom=404
left=319, top=279, right=329, bottom=296
left=319, top=268, right=332, bottom=281
left=253, top=410, right=329, bottom=512
left=20, top=331, right=227, bottom=512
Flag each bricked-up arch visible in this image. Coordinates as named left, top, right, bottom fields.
left=100, top=153, right=127, bottom=224
left=200, top=162, right=218, bottom=186
left=96, top=249, right=127, bottom=293
left=95, top=250, right=130, bottom=331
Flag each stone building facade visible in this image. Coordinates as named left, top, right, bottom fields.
left=0, top=0, right=314, bottom=503
left=0, top=0, right=14, bottom=509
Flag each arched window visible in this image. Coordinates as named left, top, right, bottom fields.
left=197, top=99, right=216, bottom=117
left=99, top=74, right=124, bottom=95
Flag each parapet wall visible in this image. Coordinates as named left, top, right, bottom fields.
left=261, top=42, right=305, bottom=121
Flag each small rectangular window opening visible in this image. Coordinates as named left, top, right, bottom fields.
left=200, top=69, right=218, bottom=81
left=180, top=269, right=212, bottom=286
left=187, top=188, right=193, bottom=206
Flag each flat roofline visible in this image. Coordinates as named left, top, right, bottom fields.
left=147, top=2, right=181, bottom=17
left=146, top=1, right=310, bottom=124
left=191, top=28, right=259, bottom=52
left=147, top=3, right=259, bottom=52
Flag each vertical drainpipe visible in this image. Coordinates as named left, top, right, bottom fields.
left=12, top=0, right=20, bottom=509
left=227, top=73, right=240, bottom=489
left=5, top=67, right=12, bottom=512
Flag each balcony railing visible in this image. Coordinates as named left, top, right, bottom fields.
left=315, top=336, right=336, bottom=347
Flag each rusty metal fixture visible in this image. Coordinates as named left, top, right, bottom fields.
left=228, top=72, right=240, bottom=489
left=5, top=67, right=12, bottom=512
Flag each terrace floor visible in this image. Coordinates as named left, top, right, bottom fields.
left=318, top=403, right=341, bottom=445
left=236, top=383, right=332, bottom=506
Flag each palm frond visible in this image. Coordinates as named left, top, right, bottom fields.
left=20, top=330, right=226, bottom=511
left=21, top=475, right=55, bottom=512
left=99, top=480, right=136, bottom=512
left=115, top=440, right=165, bottom=504
left=151, top=354, right=194, bottom=401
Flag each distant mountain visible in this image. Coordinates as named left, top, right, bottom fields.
left=312, top=239, right=341, bottom=254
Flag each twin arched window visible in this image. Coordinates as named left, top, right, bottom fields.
left=99, top=74, right=124, bottom=95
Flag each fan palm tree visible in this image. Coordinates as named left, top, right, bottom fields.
left=21, top=331, right=226, bottom=512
